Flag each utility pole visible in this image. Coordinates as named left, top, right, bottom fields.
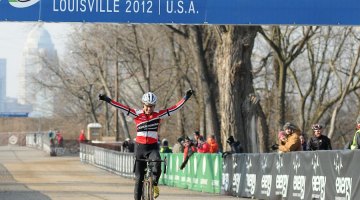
left=115, top=39, right=120, bottom=141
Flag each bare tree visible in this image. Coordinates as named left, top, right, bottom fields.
left=259, top=26, right=318, bottom=130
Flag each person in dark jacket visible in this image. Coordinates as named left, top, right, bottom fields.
left=122, top=138, right=135, bottom=152
left=222, top=135, right=244, bottom=158
left=307, top=124, right=332, bottom=151
left=226, top=136, right=244, bottom=153
left=300, top=134, right=307, bottom=151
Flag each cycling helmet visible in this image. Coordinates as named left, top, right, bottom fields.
left=312, top=124, right=323, bottom=131
left=142, top=92, right=157, bottom=105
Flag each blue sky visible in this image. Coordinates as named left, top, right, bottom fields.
left=0, top=22, right=71, bottom=98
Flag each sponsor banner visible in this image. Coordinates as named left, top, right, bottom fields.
left=159, top=153, right=222, bottom=193
left=0, top=0, right=39, bottom=21
left=222, top=150, right=360, bottom=200
left=1, top=0, right=360, bottom=25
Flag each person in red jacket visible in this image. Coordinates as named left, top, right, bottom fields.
left=78, top=129, right=86, bottom=143
left=99, top=89, right=193, bottom=200
left=207, top=135, right=219, bottom=153
left=197, top=136, right=210, bottom=153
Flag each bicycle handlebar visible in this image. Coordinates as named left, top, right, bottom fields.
left=135, top=158, right=166, bottom=163
left=135, top=157, right=167, bottom=174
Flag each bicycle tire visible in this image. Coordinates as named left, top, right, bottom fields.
left=142, top=179, right=153, bottom=200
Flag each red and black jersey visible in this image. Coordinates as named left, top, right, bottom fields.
left=108, top=97, right=189, bottom=144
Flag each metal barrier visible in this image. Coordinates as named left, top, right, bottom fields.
left=80, top=143, right=135, bottom=178
left=26, top=132, right=51, bottom=153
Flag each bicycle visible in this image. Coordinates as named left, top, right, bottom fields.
left=68, top=145, right=80, bottom=154
left=55, top=147, right=65, bottom=156
left=136, top=157, right=167, bottom=200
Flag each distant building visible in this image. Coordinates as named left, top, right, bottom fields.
left=0, top=59, right=32, bottom=117
left=0, top=97, right=33, bottom=117
left=0, top=59, right=5, bottom=112
left=18, top=25, right=58, bottom=117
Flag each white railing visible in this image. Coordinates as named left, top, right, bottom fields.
left=80, top=143, right=135, bottom=178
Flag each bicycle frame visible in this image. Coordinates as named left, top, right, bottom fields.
left=136, top=157, right=167, bottom=200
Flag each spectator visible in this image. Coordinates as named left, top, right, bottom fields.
left=193, top=131, right=201, bottom=148
left=197, top=136, right=210, bottom=153
left=180, top=136, right=197, bottom=170
left=48, top=130, right=54, bottom=139
left=350, top=117, right=360, bottom=150
left=48, top=130, right=56, bottom=156
left=227, top=135, right=244, bottom=153
left=183, top=136, right=196, bottom=161
left=278, top=131, right=286, bottom=143
left=207, top=135, right=219, bottom=153
left=172, top=137, right=184, bottom=153
left=122, top=138, right=135, bottom=152
left=56, top=131, right=64, bottom=148
left=78, top=129, right=86, bottom=143
left=307, top=124, right=332, bottom=151
left=278, top=122, right=302, bottom=153
left=160, top=139, right=173, bottom=153
left=222, top=135, right=243, bottom=158
left=271, top=131, right=287, bottom=151
left=299, top=134, right=307, bottom=151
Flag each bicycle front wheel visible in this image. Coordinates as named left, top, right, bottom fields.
left=142, top=179, right=153, bottom=200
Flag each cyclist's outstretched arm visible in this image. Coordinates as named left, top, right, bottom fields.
left=98, top=94, right=138, bottom=118
left=158, top=89, right=193, bottom=119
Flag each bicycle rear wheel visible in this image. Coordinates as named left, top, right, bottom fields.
left=142, top=179, right=154, bottom=200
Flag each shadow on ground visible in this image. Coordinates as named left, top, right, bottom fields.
left=0, top=163, right=51, bottom=200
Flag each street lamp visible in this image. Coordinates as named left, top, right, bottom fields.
left=115, top=38, right=121, bottom=141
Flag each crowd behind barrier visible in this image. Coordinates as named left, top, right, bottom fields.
left=28, top=139, right=360, bottom=199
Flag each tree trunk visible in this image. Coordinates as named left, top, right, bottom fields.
left=278, top=63, right=287, bottom=128
left=328, top=46, right=360, bottom=138
left=190, top=26, right=222, bottom=150
left=176, top=73, right=185, bottom=136
left=120, top=112, right=130, bottom=139
left=215, top=26, right=259, bottom=152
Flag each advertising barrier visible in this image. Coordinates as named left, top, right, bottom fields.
left=159, top=153, right=222, bottom=193
left=222, top=151, right=359, bottom=200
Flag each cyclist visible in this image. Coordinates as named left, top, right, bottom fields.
left=350, top=117, right=360, bottom=150
left=99, top=89, right=193, bottom=200
left=307, top=124, right=332, bottom=151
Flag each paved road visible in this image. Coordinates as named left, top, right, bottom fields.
left=0, top=146, right=252, bottom=200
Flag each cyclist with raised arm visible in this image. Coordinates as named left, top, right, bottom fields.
left=99, top=89, right=193, bottom=200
